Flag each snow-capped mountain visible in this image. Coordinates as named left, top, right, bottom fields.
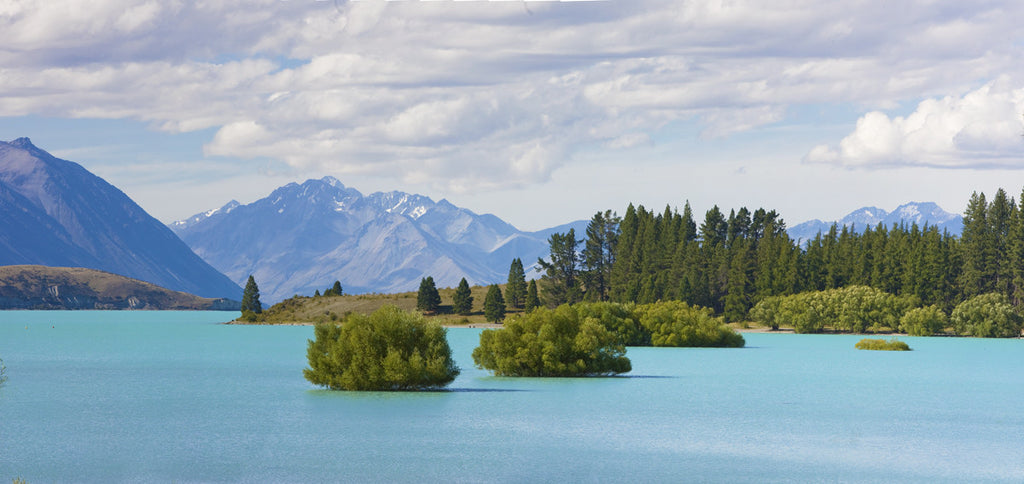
left=171, top=176, right=587, bottom=303
left=787, top=202, right=963, bottom=243
left=0, top=138, right=242, bottom=300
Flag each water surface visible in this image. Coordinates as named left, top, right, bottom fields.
left=1, top=312, right=1022, bottom=482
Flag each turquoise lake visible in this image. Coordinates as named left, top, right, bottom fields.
left=2, top=311, right=1023, bottom=483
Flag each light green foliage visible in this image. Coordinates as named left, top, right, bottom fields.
left=570, top=301, right=645, bottom=346
left=472, top=304, right=631, bottom=377
left=751, top=286, right=916, bottom=334
left=452, top=278, right=473, bottom=315
left=899, top=305, right=947, bottom=336
left=951, top=293, right=1024, bottom=338
left=304, top=305, right=460, bottom=391
left=241, top=275, right=262, bottom=314
left=635, top=300, right=745, bottom=347
left=855, top=338, right=911, bottom=351
left=483, top=284, right=506, bottom=322
left=416, top=276, right=441, bottom=314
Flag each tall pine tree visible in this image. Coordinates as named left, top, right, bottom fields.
left=483, top=284, right=506, bottom=322
left=505, top=258, right=527, bottom=309
left=453, top=277, right=474, bottom=315
left=416, top=276, right=441, bottom=314
left=241, top=275, right=262, bottom=314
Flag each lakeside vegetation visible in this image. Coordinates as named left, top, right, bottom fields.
left=855, top=338, right=912, bottom=351
left=472, top=300, right=743, bottom=377
left=304, top=306, right=459, bottom=391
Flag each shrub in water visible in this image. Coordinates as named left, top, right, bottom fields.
left=304, top=305, right=460, bottom=391
left=855, top=338, right=911, bottom=351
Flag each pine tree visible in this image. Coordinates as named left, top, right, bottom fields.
left=537, top=229, right=581, bottom=305
left=453, top=278, right=474, bottom=315
left=525, top=279, right=541, bottom=312
left=505, top=258, right=527, bottom=308
left=961, top=191, right=991, bottom=297
left=314, top=289, right=321, bottom=297
left=416, top=276, right=441, bottom=314
left=581, top=210, right=620, bottom=301
left=241, top=275, right=262, bottom=314
left=331, top=280, right=343, bottom=296
left=483, top=284, right=506, bottom=322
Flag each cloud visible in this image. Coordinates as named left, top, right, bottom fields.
left=806, top=77, right=1024, bottom=169
left=4, top=0, right=1024, bottom=193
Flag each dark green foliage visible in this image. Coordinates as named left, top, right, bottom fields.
left=581, top=210, right=620, bottom=301
left=323, top=281, right=344, bottom=297
left=525, top=279, right=541, bottom=312
left=537, top=229, right=582, bottom=306
left=899, top=305, right=947, bottom=336
left=951, top=293, right=1024, bottom=338
left=505, top=258, right=527, bottom=308
left=241, top=275, right=262, bottom=314
left=472, top=304, right=631, bottom=377
left=855, top=338, right=911, bottom=351
left=452, top=278, right=473, bottom=315
left=483, top=284, right=506, bottom=322
left=416, top=276, right=441, bottom=314
left=314, top=289, right=321, bottom=297
left=635, top=300, right=745, bottom=347
left=304, top=305, right=460, bottom=391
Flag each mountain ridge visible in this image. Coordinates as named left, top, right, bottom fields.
left=172, top=176, right=588, bottom=302
left=787, top=201, right=963, bottom=242
left=0, top=137, right=243, bottom=300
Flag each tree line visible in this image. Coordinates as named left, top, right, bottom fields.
left=533, top=187, right=1024, bottom=329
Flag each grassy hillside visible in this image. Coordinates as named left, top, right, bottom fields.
left=244, top=284, right=526, bottom=325
left=0, top=265, right=240, bottom=310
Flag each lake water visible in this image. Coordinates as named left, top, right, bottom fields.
left=1, top=311, right=1023, bottom=483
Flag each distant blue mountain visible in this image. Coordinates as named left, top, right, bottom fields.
left=172, top=176, right=589, bottom=302
left=0, top=138, right=242, bottom=300
left=787, top=202, right=963, bottom=243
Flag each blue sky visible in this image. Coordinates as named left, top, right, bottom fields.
left=2, top=1, right=1023, bottom=231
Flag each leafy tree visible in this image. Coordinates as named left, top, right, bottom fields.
left=525, top=279, right=541, bottom=312
left=453, top=278, right=474, bottom=315
left=483, top=284, right=506, bottom=322
left=951, top=293, right=1023, bottom=338
left=416, top=276, right=441, bottom=314
left=635, top=300, right=745, bottom=347
left=505, top=258, right=527, bottom=309
left=537, top=229, right=582, bottom=306
left=304, top=306, right=460, bottom=391
left=472, top=304, right=631, bottom=376
left=241, top=275, right=262, bottom=318
left=899, top=305, right=947, bottom=336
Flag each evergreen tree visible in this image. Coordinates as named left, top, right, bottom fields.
left=416, top=276, right=441, bottom=314
left=961, top=191, right=991, bottom=297
left=483, top=284, right=506, bottom=322
left=241, top=275, right=262, bottom=314
left=525, top=279, right=541, bottom=312
left=505, top=258, right=527, bottom=309
left=581, top=210, right=620, bottom=301
left=314, top=289, right=321, bottom=297
left=453, top=278, right=474, bottom=315
left=331, top=280, right=344, bottom=296
left=537, top=229, right=582, bottom=306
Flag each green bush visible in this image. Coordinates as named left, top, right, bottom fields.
left=751, top=286, right=915, bottom=334
left=472, top=304, right=631, bottom=377
left=951, top=293, right=1024, bottom=338
left=635, top=301, right=745, bottom=348
left=855, top=338, right=911, bottom=351
left=304, top=305, right=460, bottom=391
left=574, top=301, right=646, bottom=346
left=899, top=305, right=947, bottom=336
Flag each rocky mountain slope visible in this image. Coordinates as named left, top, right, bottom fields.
left=172, top=176, right=587, bottom=302
left=0, top=138, right=242, bottom=300
left=0, top=265, right=239, bottom=310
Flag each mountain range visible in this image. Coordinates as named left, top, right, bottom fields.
left=786, top=202, right=963, bottom=243
left=171, top=176, right=587, bottom=303
left=0, top=138, right=242, bottom=300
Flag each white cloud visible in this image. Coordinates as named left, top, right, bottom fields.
left=4, top=0, right=1024, bottom=197
left=806, top=78, right=1024, bottom=168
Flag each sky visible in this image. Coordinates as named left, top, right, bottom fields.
left=2, top=0, right=1024, bottom=232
